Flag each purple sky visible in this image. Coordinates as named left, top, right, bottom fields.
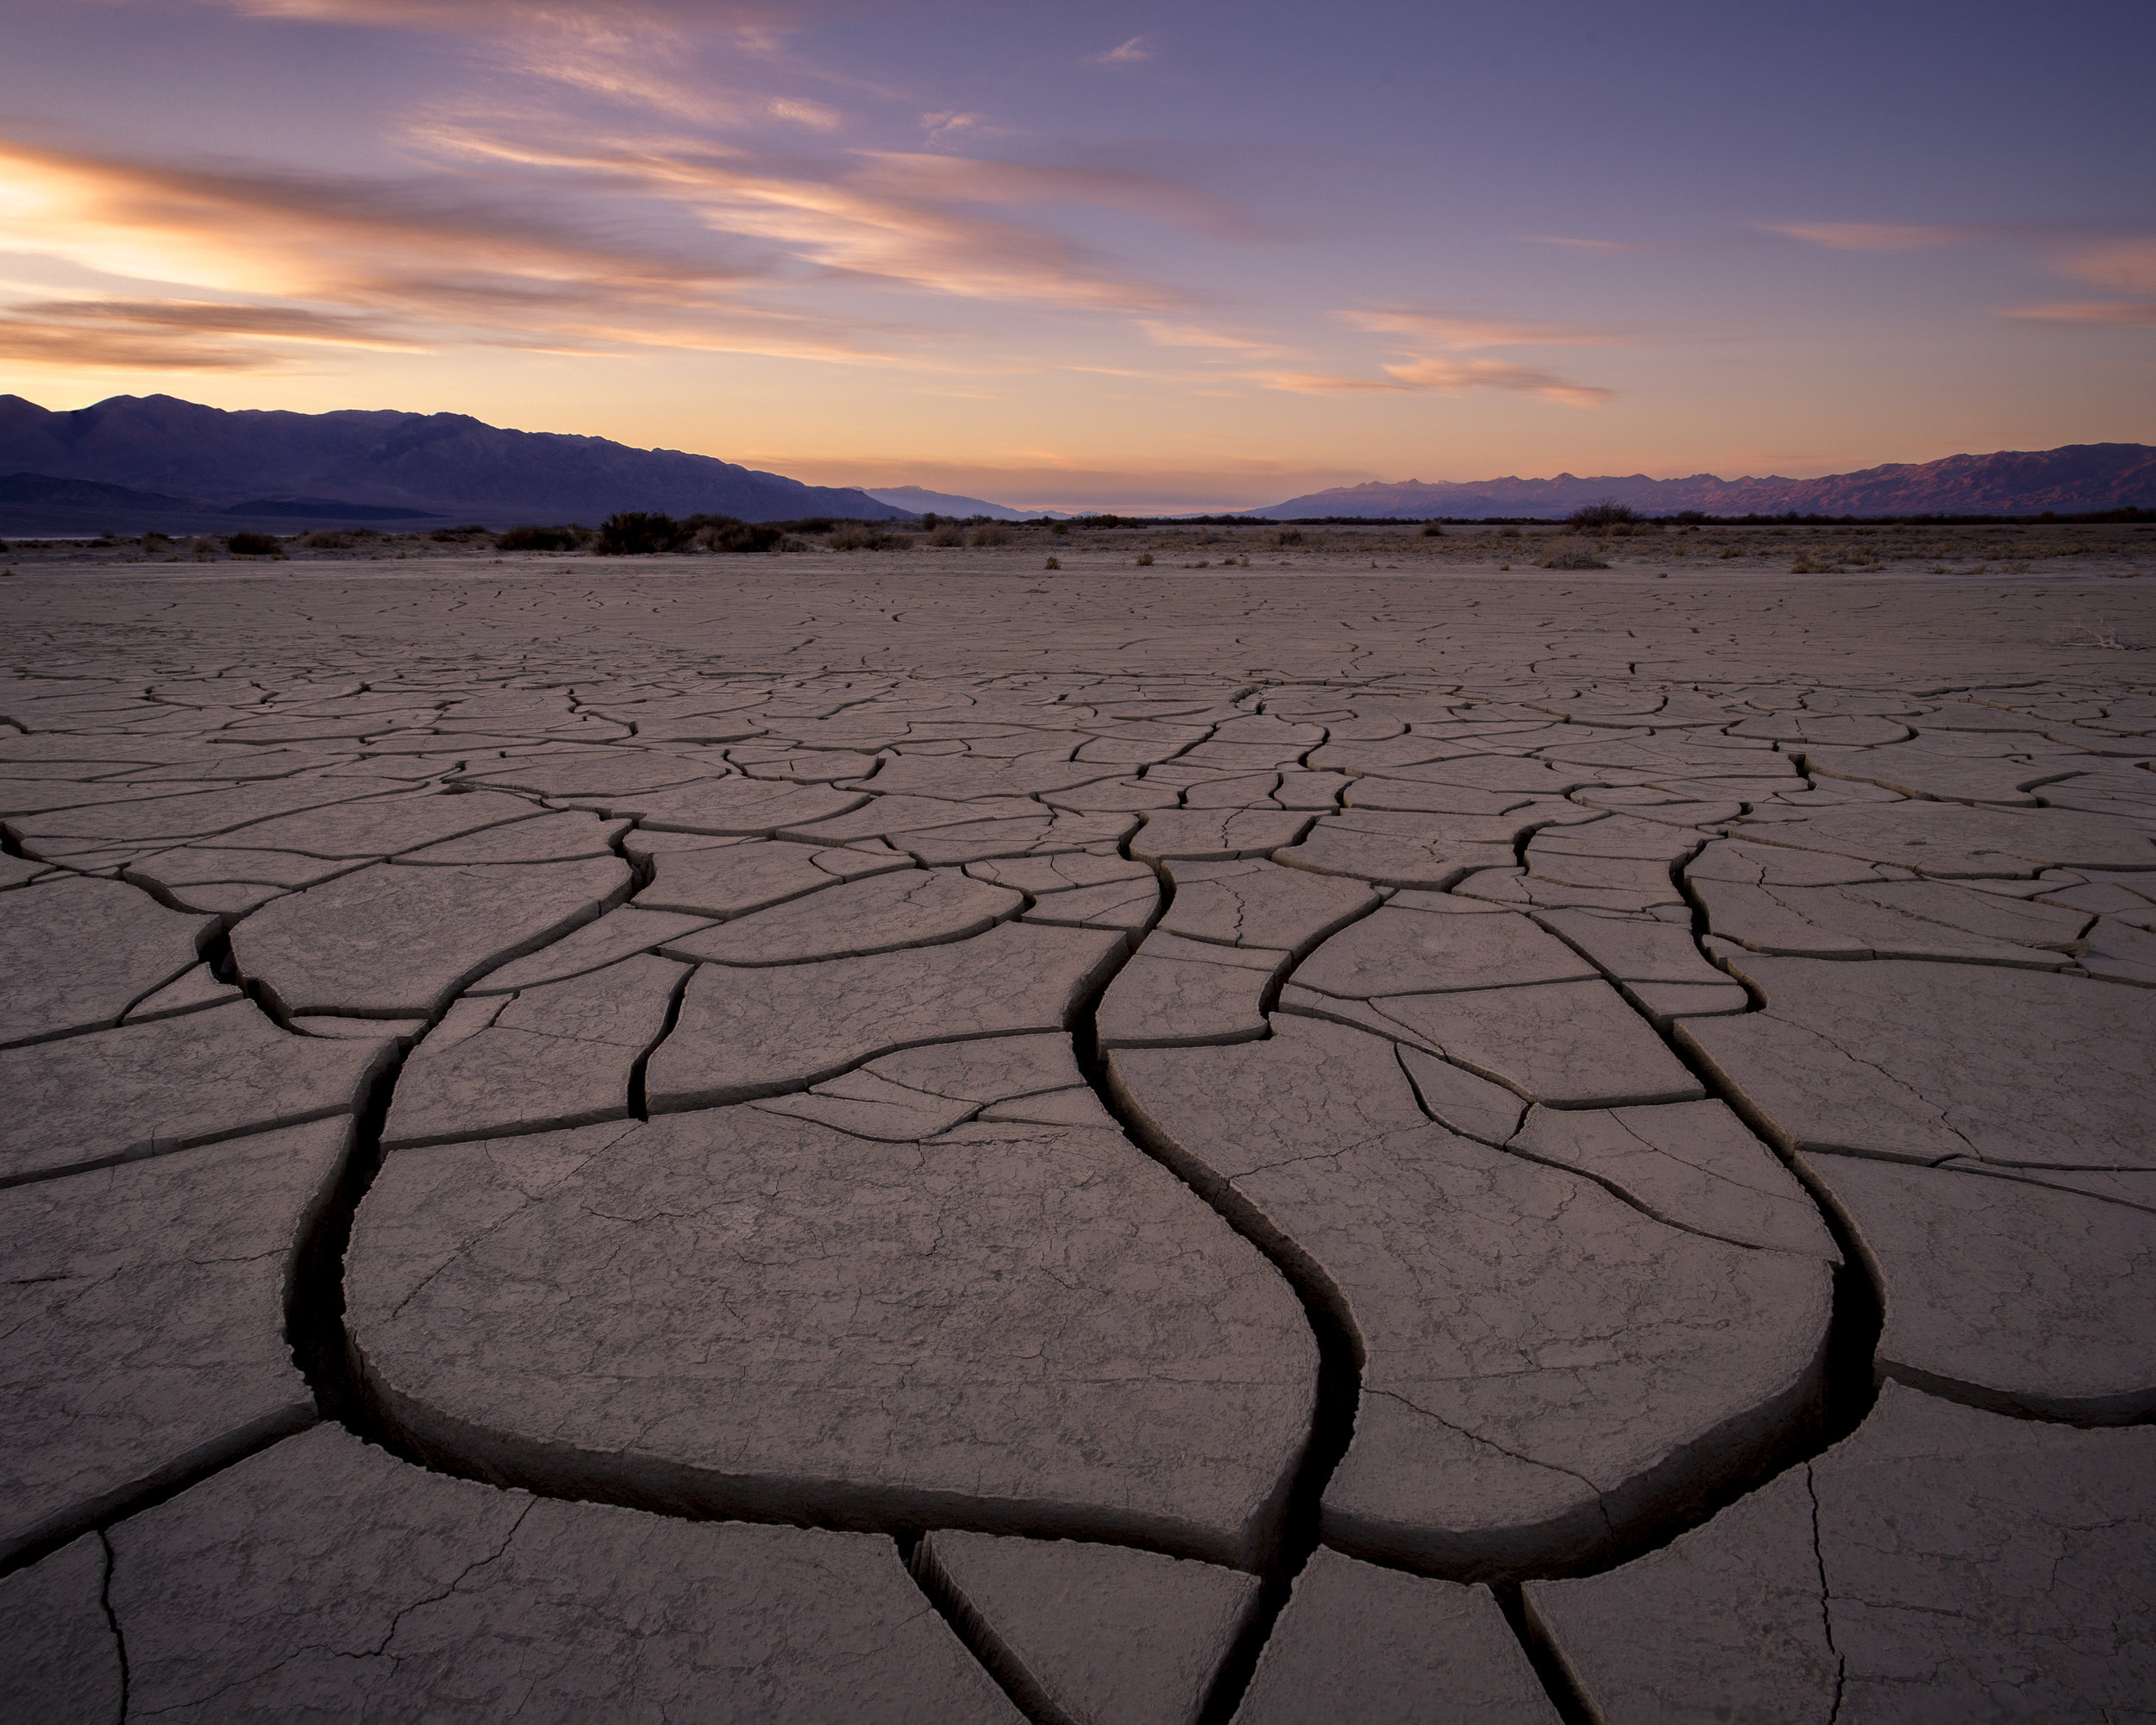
left=2, top=0, right=2150, bottom=511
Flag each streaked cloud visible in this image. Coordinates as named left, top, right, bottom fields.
left=1090, top=36, right=1155, bottom=66
left=2062, top=238, right=2156, bottom=295
left=429, top=129, right=1200, bottom=311
left=1764, top=222, right=1980, bottom=251
left=210, top=1, right=816, bottom=32
left=1379, top=356, right=1614, bottom=405
left=1300, top=304, right=1619, bottom=405
left=1241, top=369, right=1412, bottom=394
left=1341, top=307, right=1633, bottom=348
left=2007, top=299, right=2156, bottom=329
left=1138, top=320, right=1281, bottom=353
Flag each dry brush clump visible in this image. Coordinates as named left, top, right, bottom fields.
left=1535, top=540, right=1609, bottom=570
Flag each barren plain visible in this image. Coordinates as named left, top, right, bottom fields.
left=3, top=536, right=2153, bottom=1722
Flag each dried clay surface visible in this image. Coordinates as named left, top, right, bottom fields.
left=3, top=554, right=2153, bottom=1719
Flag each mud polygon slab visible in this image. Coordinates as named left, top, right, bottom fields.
left=1160, top=857, right=1378, bottom=952
left=595, top=776, right=866, bottom=835
left=1111, top=1021, right=1828, bottom=1575
left=383, top=955, right=687, bottom=1147
left=0, top=1536, right=124, bottom=1725
left=1733, top=800, right=2156, bottom=876
left=1511, top=1102, right=1838, bottom=1258
left=1294, top=900, right=1594, bottom=999
left=662, top=867, right=1020, bottom=965
left=1528, top=1384, right=2156, bottom=1725
left=347, top=1109, right=1317, bottom=1567
left=0, top=875, right=216, bottom=1045
left=1371, top=979, right=1704, bottom=1107
left=469, top=903, right=716, bottom=992
left=106, top=1423, right=1021, bottom=1723
left=755, top=1034, right=1085, bottom=1140
left=1395, top=1044, right=1531, bottom=1145
left=1234, top=1549, right=1555, bottom=1724
left=1271, top=808, right=1519, bottom=888
left=0, top=1000, right=392, bottom=1182
left=196, top=789, right=541, bottom=858
left=1801, top=1151, right=2156, bottom=1419
left=648, top=921, right=1125, bottom=1108
left=0, top=1120, right=348, bottom=1565
left=1681, top=955, right=2156, bottom=1168
left=1131, top=809, right=1313, bottom=861
left=1097, top=932, right=1288, bottom=1047
left=635, top=836, right=907, bottom=917
left=123, top=960, right=244, bottom=1022
left=1019, top=873, right=1163, bottom=931
left=916, top=1530, right=1259, bottom=1725
left=231, top=855, right=629, bottom=1016
left=398, top=809, right=629, bottom=863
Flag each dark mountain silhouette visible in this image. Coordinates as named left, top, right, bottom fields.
left=0, top=393, right=912, bottom=530
left=1250, top=444, right=2156, bottom=519
left=859, top=486, right=1062, bottom=521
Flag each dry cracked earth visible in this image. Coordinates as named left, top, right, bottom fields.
left=3, top=557, right=2155, bottom=1723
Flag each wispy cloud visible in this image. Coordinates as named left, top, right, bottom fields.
left=1290, top=303, right=1619, bottom=405
left=1090, top=36, right=1154, bottom=65
left=430, top=129, right=1197, bottom=311
left=1138, top=320, right=1281, bottom=354
left=1240, top=369, right=1411, bottom=394
left=2007, top=300, right=2156, bottom=328
left=1764, top=221, right=1980, bottom=251
left=922, top=111, right=989, bottom=145
left=1380, top=357, right=1614, bottom=405
left=210, top=1, right=816, bottom=33
left=1341, top=307, right=1634, bottom=348
left=1526, top=236, right=1644, bottom=254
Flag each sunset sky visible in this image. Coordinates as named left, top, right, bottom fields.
left=2, top=1, right=2150, bottom=512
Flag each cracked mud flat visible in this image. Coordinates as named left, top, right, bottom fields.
left=3, top=553, right=2153, bottom=1722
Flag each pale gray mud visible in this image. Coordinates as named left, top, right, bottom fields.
left=3, top=556, right=2153, bottom=1722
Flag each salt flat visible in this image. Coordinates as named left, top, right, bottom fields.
left=3, top=555, right=2153, bottom=1722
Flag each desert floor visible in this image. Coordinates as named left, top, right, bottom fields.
left=3, top=555, right=2153, bottom=1722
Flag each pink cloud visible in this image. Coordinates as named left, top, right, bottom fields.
left=1341, top=307, right=1633, bottom=348
left=1090, top=36, right=1154, bottom=65
left=1764, top=221, right=1980, bottom=251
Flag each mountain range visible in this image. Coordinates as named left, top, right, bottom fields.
left=0, top=393, right=911, bottom=534
left=858, top=486, right=1062, bottom=522
left=1249, top=444, right=2156, bottom=519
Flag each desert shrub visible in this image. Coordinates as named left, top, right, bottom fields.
left=1050, top=522, right=1069, bottom=536
left=226, top=532, right=282, bottom=556
left=683, top=516, right=785, bottom=554
left=1718, top=544, right=1744, bottom=559
left=596, top=511, right=691, bottom=555
left=830, top=524, right=912, bottom=551
left=1274, top=529, right=1303, bottom=547
left=1535, top=542, right=1608, bottom=570
left=430, top=524, right=489, bottom=543
left=1134, top=551, right=1154, bottom=566
left=497, top=524, right=580, bottom=552
left=1044, top=555, right=1062, bottom=570
left=141, top=532, right=171, bottom=552
left=1498, top=525, right=1521, bottom=540
left=969, top=525, right=1011, bottom=548
left=928, top=524, right=964, bottom=548
left=1566, top=499, right=1638, bottom=532
left=1420, top=523, right=1445, bottom=537
left=302, top=530, right=360, bottom=549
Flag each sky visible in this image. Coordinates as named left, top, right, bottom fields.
left=0, top=1, right=2151, bottom=513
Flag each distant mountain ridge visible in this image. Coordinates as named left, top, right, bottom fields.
left=0, top=393, right=912, bottom=530
left=860, top=485, right=1062, bottom=522
left=1249, top=444, right=2156, bottom=519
